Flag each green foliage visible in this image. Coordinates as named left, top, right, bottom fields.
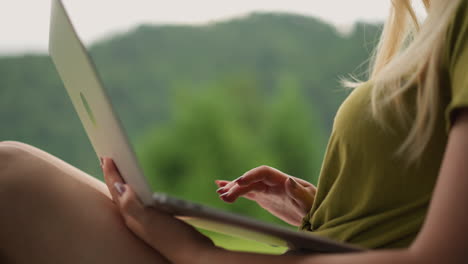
left=0, top=13, right=381, bottom=226
left=135, top=75, right=325, bottom=225
left=262, top=74, right=326, bottom=183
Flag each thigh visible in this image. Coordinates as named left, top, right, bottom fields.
left=1, top=141, right=110, bottom=196
left=0, top=142, right=169, bottom=264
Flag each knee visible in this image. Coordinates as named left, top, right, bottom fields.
left=0, top=140, right=43, bottom=163
left=0, top=140, right=36, bottom=152
left=0, top=141, right=27, bottom=171
left=0, top=141, right=39, bottom=193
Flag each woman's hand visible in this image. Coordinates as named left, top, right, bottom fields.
left=101, top=157, right=217, bottom=264
left=215, top=166, right=316, bottom=226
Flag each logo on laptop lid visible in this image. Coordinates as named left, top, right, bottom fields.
left=80, top=92, right=97, bottom=127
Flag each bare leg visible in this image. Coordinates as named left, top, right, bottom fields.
left=0, top=141, right=169, bottom=264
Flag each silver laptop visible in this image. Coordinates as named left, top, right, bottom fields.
left=48, top=0, right=362, bottom=253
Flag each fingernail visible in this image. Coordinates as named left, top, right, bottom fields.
left=235, top=176, right=244, bottom=183
left=220, top=192, right=230, bottom=198
left=114, top=182, right=126, bottom=196
left=220, top=193, right=229, bottom=202
left=216, top=187, right=227, bottom=194
left=220, top=192, right=234, bottom=203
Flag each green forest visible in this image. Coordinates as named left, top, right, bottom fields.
left=0, top=12, right=380, bottom=230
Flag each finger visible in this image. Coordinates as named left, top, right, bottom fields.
left=215, top=180, right=229, bottom=186
left=216, top=186, right=228, bottom=194
left=102, top=157, right=125, bottom=205
left=240, top=166, right=288, bottom=186
left=220, top=182, right=267, bottom=203
left=117, top=185, right=214, bottom=259
left=117, top=183, right=146, bottom=220
left=116, top=185, right=164, bottom=247
left=285, top=178, right=315, bottom=212
left=285, top=178, right=315, bottom=213
left=223, top=166, right=285, bottom=192
left=214, top=180, right=230, bottom=190
left=290, top=176, right=315, bottom=188
left=118, top=184, right=180, bottom=229
left=103, top=157, right=125, bottom=183
left=215, top=180, right=232, bottom=194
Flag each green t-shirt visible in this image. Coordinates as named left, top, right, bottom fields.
left=300, top=0, right=468, bottom=249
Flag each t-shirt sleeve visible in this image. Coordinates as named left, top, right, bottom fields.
left=444, top=0, right=468, bottom=133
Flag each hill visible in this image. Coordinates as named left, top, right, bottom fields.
left=0, top=13, right=381, bottom=217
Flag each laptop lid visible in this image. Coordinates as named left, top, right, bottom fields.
left=47, top=0, right=364, bottom=253
left=49, top=0, right=154, bottom=205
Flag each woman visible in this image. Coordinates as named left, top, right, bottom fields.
left=1, top=0, right=467, bottom=263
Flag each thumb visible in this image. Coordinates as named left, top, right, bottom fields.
left=115, top=183, right=146, bottom=221
left=285, top=178, right=315, bottom=213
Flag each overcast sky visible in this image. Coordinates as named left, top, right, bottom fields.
left=1, top=1, right=426, bottom=55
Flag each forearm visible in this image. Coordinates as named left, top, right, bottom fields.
left=197, top=247, right=423, bottom=264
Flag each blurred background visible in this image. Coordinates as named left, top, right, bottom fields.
left=1, top=0, right=410, bottom=253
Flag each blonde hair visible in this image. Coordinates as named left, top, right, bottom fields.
left=345, top=0, right=462, bottom=165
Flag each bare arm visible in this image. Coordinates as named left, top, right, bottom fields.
left=103, top=108, right=468, bottom=264
left=409, top=107, right=468, bottom=262
left=196, top=108, right=468, bottom=264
